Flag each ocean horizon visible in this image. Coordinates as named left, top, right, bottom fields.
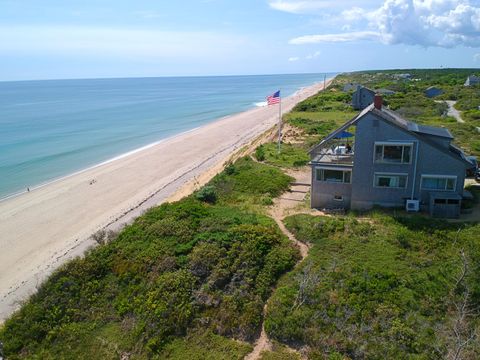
left=0, top=73, right=336, bottom=200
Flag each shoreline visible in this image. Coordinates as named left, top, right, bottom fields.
left=0, top=78, right=333, bottom=322
left=0, top=126, right=201, bottom=203
left=0, top=82, right=323, bottom=203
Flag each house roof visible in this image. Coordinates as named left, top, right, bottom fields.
left=354, top=85, right=375, bottom=95
left=407, top=123, right=453, bottom=139
left=309, top=104, right=471, bottom=166
left=466, top=75, right=480, bottom=85
left=376, top=88, right=396, bottom=95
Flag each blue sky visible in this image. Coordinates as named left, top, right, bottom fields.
left=1, top=0, right=479, bottom=80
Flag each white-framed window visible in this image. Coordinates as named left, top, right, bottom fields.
left=374, top=173, right=408, bottom=188
left=421, top=175, right=456, bottom=191
left=374, top=142, right=413, bottom=164
left=316, top=168, right=351, bottom=183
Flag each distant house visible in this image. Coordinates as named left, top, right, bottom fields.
left=394, top=73, right=412, bottom=80
left=309, top=95, right=472, bottom=218
left=464, top=75, right=480, bottom=87
left=376, top=88, right=396, bottom=96
left=425, top=86, right=443, bottom=98
left=343, top=83, right=359, bottom=92
left=352, top=85, right=375, bottom=110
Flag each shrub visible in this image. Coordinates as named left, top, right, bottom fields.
left=224, top=163, right=236, bottom=175
left=255, top=145, right=266, bottom=161
left=196, top=186, right=217, bottom=204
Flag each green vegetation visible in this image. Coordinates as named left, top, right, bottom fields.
left=160, top=331, right=252, bottom=359
left=211, top=157, right=293, bottom=210
left=257, top=142, right=309, bottom=168
left=286, top=111, right=356, bottom=146
left=0, top=156, right=299, bottom=359
left=292, top=91, right=352, bottom=113
left=265, top=213, right=480, bottom=359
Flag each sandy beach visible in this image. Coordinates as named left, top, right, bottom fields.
left=0, top=80, right=329, bottom=322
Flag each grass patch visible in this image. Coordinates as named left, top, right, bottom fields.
left=159, top=331, right=252, bottom=359
left=211, top=156, right=293, bottom=211
left=285, top=111, right=356, bottom=137
left=259, top=142, right=310, bottom=168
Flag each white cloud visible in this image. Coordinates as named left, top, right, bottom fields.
left=369, top=0, right=480, bottom=47
left=269, top=1, right=334, bottom=13
left=283, top=0, right=480, bottom=48
left=341, top=7, right=368, bottom=21
left=474, top=53, right=480, bottom=62
left=290, top=31, right=382, bottom=44
left=288, top=56, right=300, bottom=61
left=306, top=50, right=321, bottom=59
left=269, top=0, right=379, bottom=14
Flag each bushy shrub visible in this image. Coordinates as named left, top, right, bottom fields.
left=224, top=162, right=236, bottom=175
left=196, top=185, right=217, bottom=204
left=255, top=145, right=266, bottom=161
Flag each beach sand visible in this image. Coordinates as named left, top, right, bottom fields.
left=0, top=80, right=330, bottom=322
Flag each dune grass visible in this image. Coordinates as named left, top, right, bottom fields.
left=265, top=213, right=480, bottom=359
left=0, top=157, right=298, bottom=359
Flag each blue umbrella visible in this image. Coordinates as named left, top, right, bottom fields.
left=334, top=130, right=354, bottom=139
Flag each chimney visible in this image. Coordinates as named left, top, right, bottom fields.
left=374, top=94, right=382, bottom=110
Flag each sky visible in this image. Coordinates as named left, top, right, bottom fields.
left=0, top=0, right=479, bottom=80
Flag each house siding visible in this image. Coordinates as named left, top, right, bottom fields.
left=310, top=165, right=352, bottom=209
left=349, top=112, right=466, bottom=210
left=352, top=87, right=375, bottom=110
left=350, top=113, right=415, bottom=209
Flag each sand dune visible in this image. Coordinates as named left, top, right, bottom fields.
left=0, top=80, right=329, bottom=321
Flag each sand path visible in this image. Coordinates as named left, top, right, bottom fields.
left=436, top=100, right=464, bottom=123
left=245, top=167, right=312, bottom=360
left=0, top=81, right=329, bottom=322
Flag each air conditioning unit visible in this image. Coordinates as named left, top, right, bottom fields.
left=406, top=200, right=420, bottom=212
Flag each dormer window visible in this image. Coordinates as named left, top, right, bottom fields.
left=374, top=142, right=412, bottom=164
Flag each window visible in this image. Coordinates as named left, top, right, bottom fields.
left=434, top=199, right=459, bottom=205
left=421, top=175, right=456, bottom=191
left=316, top=168, right=351, bottom=183
left=374, top=143, right=412, bottom=164
left=374, top=173, right=408, bottom=188
left=333, top=195, right=344, bottom=201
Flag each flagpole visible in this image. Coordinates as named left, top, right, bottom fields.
left=278, top=92, right=282, bottom=154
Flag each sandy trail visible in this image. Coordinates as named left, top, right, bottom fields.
left=244, top=167, right=312, bottom=360
left=0, top=81, right=329, bottom=322
left=436, top=100, right=464, bottom=123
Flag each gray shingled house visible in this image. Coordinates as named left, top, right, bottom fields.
left=424, top=86, right=443, bottom=98
left=352, top=85, right=375, bottom=110
left=464, top=75, right=480, bottom=87
left=309, top=96, right=472, bottom=218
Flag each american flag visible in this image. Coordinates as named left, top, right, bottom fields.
left=267, top=90, right=281, bottom=105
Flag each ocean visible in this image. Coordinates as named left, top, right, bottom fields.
left=0, top=73, right=335, bottom=199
